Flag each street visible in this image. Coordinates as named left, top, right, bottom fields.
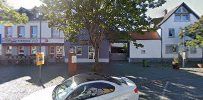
left=0, top=62, right=203, bottom=100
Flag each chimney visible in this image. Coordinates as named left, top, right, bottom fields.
left=164, top=9, right=168, bottom=15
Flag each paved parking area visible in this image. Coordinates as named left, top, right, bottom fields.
left=0, top=62, right=203, bottom=100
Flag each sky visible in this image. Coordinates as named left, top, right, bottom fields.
left=5, top=0, right=203, bottom=18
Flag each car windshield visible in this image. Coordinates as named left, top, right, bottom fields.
left=52, top=79, right=75, bottom=100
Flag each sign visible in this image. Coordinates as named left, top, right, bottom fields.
left=71, top=56, right=77, bottom=63
left=36, top=52, right=45, bottom=66
left=3, top=38, right=38, bottom=43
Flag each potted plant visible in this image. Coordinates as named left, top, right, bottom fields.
left=172, top=57, right=179, bottom=69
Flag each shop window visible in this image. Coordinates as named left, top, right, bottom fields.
left=56, top=46, right=63, bottom=54
left=30, top=26, right=38, bottom=38
left=5, top=26, right=12, bottom=38
left=31, top=46, right=37, bottom=54
left=49, top=46, right=55, bottom=54
left=88, top=46, right=95, bottom=59
left=76, top=46, right=82, bottom=55
left=6, top=46, right=12, bottom=54
left=17, top=26, right=25, bottom=38
left=18, top=46, right=24, bottom=54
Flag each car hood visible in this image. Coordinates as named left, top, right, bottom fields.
left=21, top=86, right=56, bottom=100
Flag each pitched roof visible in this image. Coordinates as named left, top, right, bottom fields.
left=157, top=2, right=200, bottom=27
left=130, top=31, right=161, bottom=40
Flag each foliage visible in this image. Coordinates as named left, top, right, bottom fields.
left=0, top=0, right=28, bottom=24
left=184, top=16, right=203, bottom=47
left=41, top=0, right=165, bottom=65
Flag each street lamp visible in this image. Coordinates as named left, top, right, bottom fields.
left=36, top=12, right=43, bottom=86
left=182, top=29, right=186, bottom=68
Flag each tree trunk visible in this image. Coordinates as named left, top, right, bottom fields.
left=92, top=45, right=101, bottom=72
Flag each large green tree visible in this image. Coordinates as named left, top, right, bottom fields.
left=0, top=0, right=28, bottom=24
left=184, top=16, right=203, bottom=62
left=41, top=0, right=165, bottom=69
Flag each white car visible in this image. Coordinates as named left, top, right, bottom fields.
left=22, top=73, right=139, bottom=100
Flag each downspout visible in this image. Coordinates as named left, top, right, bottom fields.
left=160, top=28, right=163, bottom=62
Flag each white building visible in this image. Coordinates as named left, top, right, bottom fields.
left=0, top=7, right=65, bottom=62
left=158, top=2, right=202, bottom=60
left=129, top=32, right=161, bottom=62
left=129, top=2, right=202, bottom=62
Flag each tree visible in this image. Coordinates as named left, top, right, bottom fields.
left=0, top=0, right=28, bottom=24
left=41, top=0, right=165, bottom=70
left=184, top=16, right=203, bottom=62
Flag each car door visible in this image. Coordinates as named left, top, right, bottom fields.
left=66, top=82, right=116, bottom=100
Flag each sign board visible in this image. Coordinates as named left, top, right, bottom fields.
left=36, top=52, right=45, bottom=66
left=72, top=56, right=77, bottom=63
left=182, top=52, right=186, bottom=60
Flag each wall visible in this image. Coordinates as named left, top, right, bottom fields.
left=129, top=40, right=161, bottom=59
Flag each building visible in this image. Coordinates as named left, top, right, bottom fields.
left=0, top=7, right=65, bottom=63
left=64, top=30, right=110, bottom=63
left=157, top=2, right=202, bottom=60
left=129, top=32, right=161, bottom=62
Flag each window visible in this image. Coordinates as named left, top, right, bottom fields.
left=56, top=46, right=63, bottom=54
left=169, top=28, right=175, bottom=38
left=165, top=45, right=178, bottom=54
left=190, top=47, right=197, bottom=54
left=174, top=7, right=190, bottom=22
left=30, top=26, right=38, bottom=38
left=49, top=46, right=55, bottom=54
left=17, top=26, right=25, bottom=38
left=31, top=46, right=37, bottom=54
left=67, top=82, right=115, bottom=100
left=76, top=46, right=82, bottom=55
left=18, top=46, right=24, bottom=54
left=51, top=28, right=60, bottom=38
left=6, top=46, right=12, bottom=54
left=5, top=26, right=12, bottom=38
left=141, top=50, right=146, bottom=54
left=88, top=46, right=95, bottom=59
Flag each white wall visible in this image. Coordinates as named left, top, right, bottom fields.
left=160, top=9, right=202, bottom=58
left=130, top=40, right=161, bottom=58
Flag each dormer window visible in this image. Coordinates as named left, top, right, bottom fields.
left=174, top=6, right=190, bottom=22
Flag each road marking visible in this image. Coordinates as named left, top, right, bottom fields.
left=161, top=81, right=169, bottom=99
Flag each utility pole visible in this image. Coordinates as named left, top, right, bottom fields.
left=182, top=29, right=186, bottom=68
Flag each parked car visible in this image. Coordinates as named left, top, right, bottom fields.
left=22, top=73, right=139, bottom=100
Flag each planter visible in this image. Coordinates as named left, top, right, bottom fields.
left=197, top=64, right=203, bottom=68
left=172, top=61, right=179, bottom=69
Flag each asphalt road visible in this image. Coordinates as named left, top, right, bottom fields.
left=0, top=62, right=203, bottom=100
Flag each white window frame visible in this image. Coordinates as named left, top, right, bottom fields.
left=31, top=46, right=37, bottom=55
left=76, top=46, right=82, bottom=55
left=88, top=46, right=95, bottom=59
left=17, top=26, right=25, bottom=38
left=6, top=46, right=12, bottom=54
left=30, top=26, right=38, bottom=38
left=165, top=44, right=178, bottom=54
left=5, top=26, right=12, bottom=38
left=174, top=7, right=190, bottom=22
left=18, top=46, right=24, bottom=54
left=49, top=46, right=55, bottom=54
left=56, top=46, right=63, bottom=54
left=168, top=28, right=175, bottom=38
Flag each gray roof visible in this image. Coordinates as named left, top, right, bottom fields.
left=157, top=2, right=200, bottom=27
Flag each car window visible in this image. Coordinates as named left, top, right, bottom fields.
left=66, top=82, right=115, bottom=100
left=52, top=79, right=73, bottom=100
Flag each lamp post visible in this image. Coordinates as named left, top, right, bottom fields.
left=37, top=12, right=43, bottom=85
left=182, top=29, right=186, bottom=68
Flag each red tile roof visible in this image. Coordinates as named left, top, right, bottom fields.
left=130, top=31, right=161, bottom=40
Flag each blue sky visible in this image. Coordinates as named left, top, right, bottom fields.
left=6, top=0, right=203, bottom=18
